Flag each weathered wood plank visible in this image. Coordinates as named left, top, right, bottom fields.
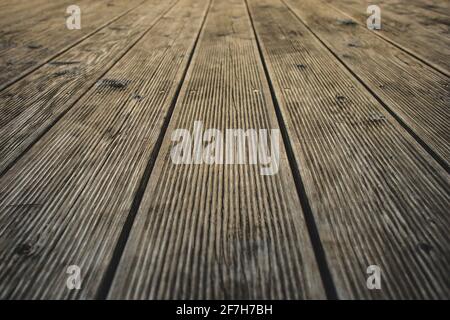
left=108, top=0, right=325, bottom=300
left=403, top=0, right=449, bottom=17
left=0, top=0, right=207, bottom=299
left=325, top=0, right=450, bottom=74
left=0, top=0, right=144, bottom=89
left=0, top=0, right=75, bottom=31
left=247, top=0, right=450, bottom=299
left=0, top=0, right=178, bottom=176
left=0, top=0, right=54, bottom=18
left=284, top=0, right=450, bottom=169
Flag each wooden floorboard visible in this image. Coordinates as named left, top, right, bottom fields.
left=0, top=0, right=144, bottom=89
left=325, top=0, right=450, bottom=74
left=247, top=0, right=449, bottom=299
left=108, top=0, right=325, bottom=300
left=402, top=0, right=449, bottom=17
left=0, top=0, right=178, bottom=176
left=0, top=0, right=207, bottom=299
left=284, top=0, right=450, bottom=169
left=0, top=0, right=68, bottom=30
left=0, top=0, right=448, bottom=300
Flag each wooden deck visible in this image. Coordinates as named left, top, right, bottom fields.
left=0, top=0, right=448, bottom=299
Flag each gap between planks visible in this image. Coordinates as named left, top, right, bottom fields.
left=243, top=0, right=338, bottom=300
left=282, top=0, right=450, bottom=173
left=0, top=0, right=181, bottom=178
left=95, top=0, right=213, bottom=300
left=246, top=0, right=449, bottom=299
left=325, top=0, right=450, bottom=77
left=0, top=0, right=146, bottom=92
left=0, top=0, right=207, bottom=299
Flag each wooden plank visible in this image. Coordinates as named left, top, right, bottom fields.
left=356, top=0, right=450, bottom=30
left=0, top=0, right=50, bottom=25
left=246, top=0, right=450, bottom=299
left=0, top=0, right=107, bottom=43
left=405, top=0, right=450, bottom=16
left=325, top=0, right=450, bottom=74
left=0, top=0, right=144, bottom=88
left=0, top=0, right=178, bottom=176
left=0, top=0, right=51, bottom=17
left=0, top=0, right=208, bottom=299
left=283, top=0, right=450, bottom=169
left=0, top=0, right=75, bottom=31
left=108, top=0, right=326, bottom=300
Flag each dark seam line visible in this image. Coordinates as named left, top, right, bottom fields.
left=244, top=0, right=339, bottom=300
left=0, top=0, right=149, bottom=92
left=0, top=0, right=182, bottom=179
left=326, top=2, right=450, bottom=78
left=282, top=0, right=450, bottom=174
left=95, top=0, right=213, bottom=300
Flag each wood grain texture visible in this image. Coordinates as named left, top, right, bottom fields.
left=284, top=0, right=450, bottom=169
left=0, top=0, right=102, bottom=47
left=325, top=0, right=450, bottom=74
left=390, top=0, right=449, bottom=19
left=247, top=0, right=450, bottom=299
left=0, top=0, right=144, bottom=88
left=0, top=0, right=70, bottom=30
left=0, top=0, right=207, bottom=299
left=0, top=0, right=448, bottom=300
left=108, top=0, right=325, bottom=300
left=0, top=0, right=179, bottom=176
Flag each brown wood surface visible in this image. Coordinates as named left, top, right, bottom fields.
left=109, top=0, right=325, bottom=300
left=325, top=0, right=450, bottom=74
left=0, top=0, right=208, bottom=299
left=247, top=0, right=449, bottom=299
left=0, top=0, right=144, bottom=89
left=0, top=0, right=448, bottom=300
left=284, top=0, right=450, bottom=170
left=0, top=0, right=178, bottom=175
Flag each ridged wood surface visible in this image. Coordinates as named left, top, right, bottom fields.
left=0, top=0, right=144, bottom=89
left=325, top=0, right=450, bottom=74
left=0, top=0, right=448, bottom=300
left=0, top=0, right=75, bottom=31
left=247, top=0, right=450, bottom=299
left=109, top=0, right=325, bottom=300
left=284, top=0, right=450, bottom=169
left=0, top=0, right=207, bottom=299
left=0, top=0, right=178, bottom=175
